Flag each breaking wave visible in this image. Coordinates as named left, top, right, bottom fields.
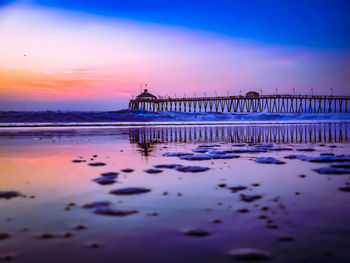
left=1, top=110, right=350, bottom=127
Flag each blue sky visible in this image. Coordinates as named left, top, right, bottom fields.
left=6, top=0, right=350, bottom=48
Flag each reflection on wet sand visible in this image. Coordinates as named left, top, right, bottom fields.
left=130, top=123, right=349, bottom=156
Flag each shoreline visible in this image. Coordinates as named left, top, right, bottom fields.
left=1, top=119, right=350, bottom=128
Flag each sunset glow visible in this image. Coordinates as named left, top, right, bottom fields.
left=1, top=1, right=349, bottom=110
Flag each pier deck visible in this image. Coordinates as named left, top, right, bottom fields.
left=129, top=95, right=350, bottom=113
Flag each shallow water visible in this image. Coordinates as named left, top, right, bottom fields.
left=1, top=123, right=350, bottom=262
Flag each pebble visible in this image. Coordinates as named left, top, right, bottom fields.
left=82, top=201, right=111, bottom=209
left=232, top=143, right=246, bottom=147
left=237, top=208, right=249, bottom=213
left=296, top=148, right=315, bottom=152
left=1, top=254, right=15, bottom=261
left=313, top=167, right=350, bottom=175
left=271, top=147, right=293, bottom=151
left=0, top=233, right=10, bottom=240
left=72, top=160, right=85, bottom=163
left=144, top=168, right=163, bottom=174
left=0, top=191, right=23, bottom=199
left=324, top=251, right=335, bottom=257
left=100, top=172, right=119, bottom=179
left=228, top=248, right=271, bottom=261
left=279, top=236, right=294, bottom=242
left=305, top=155, right=350, bottom=163
left=110, top=187, right=151, bottom=195
left=240, top=194, right=262, bottom=202
left=229, top=186, right=248, bottom=193
left=154, top=164, right=182, bottom=169
left=192, top=148, right=212, bottom=153
left=93, top=207, right=138, bottom=217
left=121, top=168, right=134, bottom=173
left=88, top=242, right=100, bottom=248
left=339, top=186, right=350, bottom=192
left=284, top=155, right=299, bottom=159
left=38, top=233, right=56, bottom=239
left=185, top=229, right=211, bottom=237
left=176, top=166, right=210, bottom=173
left=254, top=157, right=285, bottom=165
left=331, top=163, right=350, bottom=169
left=93, top=177, right=116, bottom=185
left=284, top=154, right=311, bottom=161
left=88, top=162, right=106, bottom=167
left=64, top=232, right=73, bottom=238
left=75, top=225, right=87, bottom=230
left=311, top=156, right=350, bottom=163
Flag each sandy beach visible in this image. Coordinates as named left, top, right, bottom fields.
left=0, top=122, right=349, bottom=262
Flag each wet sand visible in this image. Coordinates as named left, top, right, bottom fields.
left=0, top=123, right=350, bottom=262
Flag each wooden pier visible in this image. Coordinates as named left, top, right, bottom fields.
left=129, top=94, right=350, bottom=113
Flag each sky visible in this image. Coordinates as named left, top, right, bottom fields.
left=0, top=0, right=349, bottom=110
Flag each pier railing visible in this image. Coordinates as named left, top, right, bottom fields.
left=129, top=95, right=350, bottom=113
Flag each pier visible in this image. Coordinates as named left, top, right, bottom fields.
left=129, top=90, right=350, bottom=113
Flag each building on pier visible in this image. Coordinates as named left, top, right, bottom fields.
left=136, top=89, right=157, bottom=101
left=246, top=91, right=259, bottom=98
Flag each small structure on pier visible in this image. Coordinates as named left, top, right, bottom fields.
left=246, top=91, right=259, bottom=98
left=136, top=89, right=157, bottom=101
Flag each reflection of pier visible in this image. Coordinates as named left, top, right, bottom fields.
left=130, top=123, right=349, bottom=155
left=129, top=94, right=350, bottom=113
